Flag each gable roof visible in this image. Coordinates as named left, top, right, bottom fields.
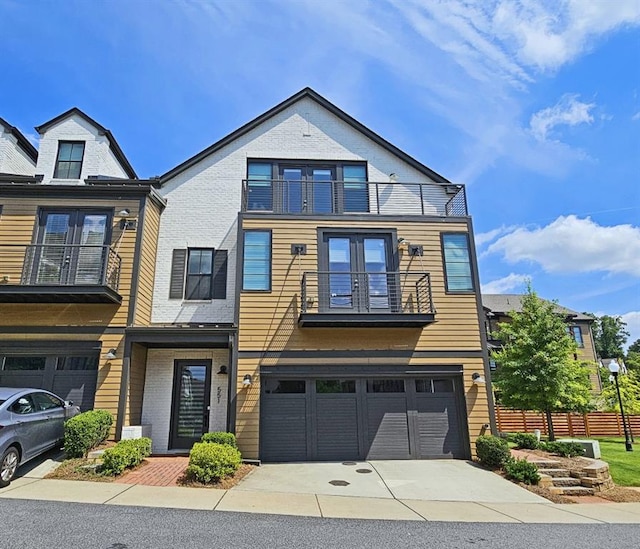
left=0, top=116, right=38, bottom=163
left=160, top=87, right=451, bottom=185
left=482, top=294, right=594, bottom=321
left=35, top=107, right=137, bottom=179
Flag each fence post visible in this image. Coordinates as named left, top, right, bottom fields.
left=522, top=410, right=528, bottom=432
left=567, top=413, right=573, bottom=437
left=584, top=413, right=590, bottom=437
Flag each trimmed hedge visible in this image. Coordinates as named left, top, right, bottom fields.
left=540, top=441, right=585, bottom=458
left=64, top=410, right=114, bottom=458
left=504, top=458, right=540, bottom=485
left=476, top=435, right=511, bottom=469
left=512, top=432, right=539, bottom=450
left=201, top=432, right=237, bottom=447
left=101, top=438, right=152, bottom=476
left=186, top=442, right=241, bottom=484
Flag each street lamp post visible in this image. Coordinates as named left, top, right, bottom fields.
left=608, top=360, right=633, bottom=452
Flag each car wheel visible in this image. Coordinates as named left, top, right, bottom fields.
left=0, top=446, right=20, bottom=488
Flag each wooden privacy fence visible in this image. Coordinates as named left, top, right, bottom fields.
left=495, top=407, right=639, bottom=438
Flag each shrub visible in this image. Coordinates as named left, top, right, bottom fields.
left=476, top=435, right=511, bottom=469
left=201, top=432, right=237, bottom=447
left=504, top=458, right=541, bottom=485
left=64, top=410, right=114, bottom=458
left=185, top=442, right=241, bottom=483
left=101, top=438, right=152, bottom=476
left=512, top=432, right=539, bottom=450
left=540, top=441, right=585, bottom=457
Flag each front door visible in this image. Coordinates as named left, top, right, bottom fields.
left=169, top=360, right=212, bottom=450
left=323, top=233, right=395, bottom=312
left=281, top=166, right=335, bottom=213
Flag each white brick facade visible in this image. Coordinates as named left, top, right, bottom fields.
left=36, top=114, right=129, bottom=184
left=0, top=124, right=36, bottom=175
left=141, top=348, right=229, bottom=454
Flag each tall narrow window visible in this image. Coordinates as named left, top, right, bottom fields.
left=442, top=233, right=473, bottom=292
left=54, top=142, right=85, bottom=179
left=243, top=231, right=271, bottom=291
left=567, top=325, right=584, bottom=347
left=343, top=165, right=368, bottom=212
left=186, top=249, right=213, bottom=300
left=247, top=163, right=273, bottom=211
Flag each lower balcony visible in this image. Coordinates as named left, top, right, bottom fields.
left=299, top=271, right=435, bottom=327
left=0, top=244, right=122, bottom=303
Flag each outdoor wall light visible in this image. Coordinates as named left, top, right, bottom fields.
left=242, top=374, right=253, bottom=388
left=471, top=372, right=485, bottom=385
left=118, top=208, right=131, bottom=217
left=389, top=173, right=398, bottom=182
left=217, top=365, right=228, bottom=375
left=105, top=348, right=117, bottom=360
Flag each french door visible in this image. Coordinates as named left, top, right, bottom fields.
left=281, top=165, right=335, bottom=214
left=322, top=233, right=396, bottom=313
left=32, top=210, right=110, bottom=285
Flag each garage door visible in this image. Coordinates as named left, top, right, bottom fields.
left=0, top=347, right=99, bottom=411
left=260, top=375, right=467, bottom=462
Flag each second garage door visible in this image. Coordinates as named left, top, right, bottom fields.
left=260, top=375, right=468, bottom=462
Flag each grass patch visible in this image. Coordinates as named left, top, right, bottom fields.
left=595, top=437, right=640, bottom=486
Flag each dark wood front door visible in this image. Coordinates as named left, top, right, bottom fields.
left=169, top=360, right=212, bottom=450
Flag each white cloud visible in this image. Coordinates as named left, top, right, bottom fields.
left=632, top=111, right=640, bottom=121
left=621, top=311, right=640, bottom=349
left=529, top=94, right=595, bottom=141
left=475, top=225, right=517, bottom=247
left=486, top=215, right=640, bottom=276
left=481, top=273, right=530, bottom=293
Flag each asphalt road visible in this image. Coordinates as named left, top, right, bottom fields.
left=1, top=498, right=637, bottom=549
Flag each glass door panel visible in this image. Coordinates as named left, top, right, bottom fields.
left=36, top=213, right=72, bottom=284
left=363, top=238, right=389, bottom=309
left=328, top=237, right=353, bottom=308
left=311, top=168, right=333, bottom=214
left=282, top=168, right=303, bottom=213
left=170, top=361, right=212, bottom=449
left=74, top=214, right=108, bottom=284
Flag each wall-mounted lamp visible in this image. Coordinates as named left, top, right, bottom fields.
left=217, top=365, right=228, bottom=375
left=105, top=348, right=117, bottom=360
left=118, top=208, right=137, bottom=230
left=397, top=237, right=408, bottom=250
left=472, top=372, right=485, bottom=385
left=389, top=173, right=398, bottom=182
left=118, top=208, right=131, bottom=217
left=242, top=374, right=253, bottom=388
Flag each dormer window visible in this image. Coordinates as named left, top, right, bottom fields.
left=54, top=141, right=85, bottom=179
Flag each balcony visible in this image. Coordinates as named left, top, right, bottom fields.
left=0, top=244, right=122, bottom=304
left=299, top=271, right=435, bottom=327
left=241, top=179, right=467, bottom=217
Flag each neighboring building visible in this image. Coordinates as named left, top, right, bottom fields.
left=0, top=117, right=37, bottom=176
left=0, top=109, right=164, bottom=438
left=482, top=294, right=600, bottom=391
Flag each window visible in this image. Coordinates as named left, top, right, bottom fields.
left=10, top=395, right=35, bottom=415
left=442, top=233, right=473, bottom=292
left=316, top=379, right=356, bottom=393
left=169, top=248, right=227, bottom=300
left=247, top=163, right=273, bottom=210
left=56, top=356, right=99, bottom=370
left=343, top=165, right=368, bottom=212
left=54, top=141, right=85, bottom=179
left=567, top=325, right=584, bottom=347
left=32, top=392, right=63, bottom=411
left=415, top=378, right=454, bottom=393
left=263, top=379, right=306, bottom=394
left=2, top=357, right=46, bottom=371
left=243, top=231, right=271, bottom=291
left=367, top=379, right=405, bottom=393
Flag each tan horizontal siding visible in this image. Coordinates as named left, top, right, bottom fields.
left=133, top=198, right=161, bottom=326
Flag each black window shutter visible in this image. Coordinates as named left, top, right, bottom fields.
left=169, top=249, right=187, bottom=299
left=213, top=249, right=228, bottom=299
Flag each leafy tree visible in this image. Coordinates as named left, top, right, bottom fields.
left=592, top=315, right=629, bottom=358
left=627, top=339, right=640, bottom=355
left=492, top=286, right=592, bottom=440
left=625, top=351, right=640, bottom=373
left=596, top=368, right=640, bottom=415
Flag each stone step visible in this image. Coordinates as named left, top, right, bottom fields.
left=538, top=468, right=571, bottom=478
left=551, top=477, right=582, bottom=487
left=530, top=460, right=562, bottom=469
left=549, top=486, right=595, bottom=496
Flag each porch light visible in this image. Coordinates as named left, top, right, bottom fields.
left=118, top=208, right=131, bottom=217
left=242, top=374, right=253, bottom=387
left=217, top=365, right=228, bottom=375
left=105, top=348, right=117, bottom=360
left=471, top=372, right=485, bottom=385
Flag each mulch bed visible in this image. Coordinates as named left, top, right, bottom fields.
left=176, top=463, right=256, bottom=489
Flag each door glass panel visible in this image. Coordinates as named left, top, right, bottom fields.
left=36, top=213, right=71, bottom=283
left=316, top=379, right=356, bottom=393
left=433, top=379, right=454, bottom=393
left=3, top=357, right=47, bottom=371
left=364, top=238, right=389, bottom=309
left=282, top=168, right=303, bottom=213
left=367, top=379, right=405, bottom=393
left=328, top=237, right=352, bottom=308
left=312, top=169, right=333, bottom=214
left=263, top=379, right=306, bottom=394
left=56, top=356, right=99, bottom=371
left=247, top=163, right=273, bottom=210
left=415, top=379, right=433, bottom=393
left=75, top=214, right=107, bottom=284
left=175, top=365, right=208, bottom=440
left=343, top=165, right=368, bottom=212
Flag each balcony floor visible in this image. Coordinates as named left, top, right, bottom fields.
left=298, top=312, right=435, bottom=327
left=0, top=284, right=122, bottom=304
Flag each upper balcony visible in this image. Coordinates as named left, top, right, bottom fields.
left=0, top=244, right=122, bottom=304
left=241, top=179, right=467, bottom=217
left=299, top=271, right=435, bottom=327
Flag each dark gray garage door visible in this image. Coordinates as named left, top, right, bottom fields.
left=0, top=344, right=99, bottom=411
left=260, top=375, right=468, bottom=462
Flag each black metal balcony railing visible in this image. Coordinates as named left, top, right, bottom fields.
left=301, top=271, right=434, bottom=316
left=0, top=244, right=121, bottom=291
left=241, top=179, right=467, bottom=217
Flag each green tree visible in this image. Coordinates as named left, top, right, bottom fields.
left=624, top=351, right=640, bottom=373
left=492, top=286, right=592, bottom=440
left=596, top=368, right=640, bottom=415
left=627, top=339, right=640, bottom=355
left=592, top=315, right=629, bottom=358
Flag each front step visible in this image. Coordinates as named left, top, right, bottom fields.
left=530, top=460, right=562, bottom=469
left=549, top=486, right=595, bottom=496
left=551, top=477, right=582, bottom=487
left=538, top=468, right=570, bottom=478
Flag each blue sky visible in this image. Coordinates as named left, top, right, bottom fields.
left=2, top=0, right=639, bottom=346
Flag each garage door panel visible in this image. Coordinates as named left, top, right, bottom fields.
left=51, top=373, right=97, bottom=411
left=316, top=396, right=359, bottom=460
left=416, top=395, right=464, bottom=458
left=261, top=397, right=308, bottom=461
left=365, top=397, right=410, bottom=459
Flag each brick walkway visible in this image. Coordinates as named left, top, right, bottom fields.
left=115, top=456, right=189, bottom=487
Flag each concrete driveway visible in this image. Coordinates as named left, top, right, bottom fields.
left=234, top=460, right=545, bottom=503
